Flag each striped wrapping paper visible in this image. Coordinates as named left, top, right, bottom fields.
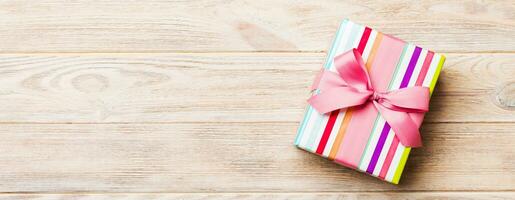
left=295, top=19, right=445, bottom=184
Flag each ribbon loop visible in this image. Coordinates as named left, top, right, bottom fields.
left=307, top=49, right=430, bottom=147
left=333, top=49, right=372, bottom=92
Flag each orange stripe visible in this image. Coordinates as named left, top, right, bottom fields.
left=327, top=33, right=383, bottom=160
left=328, top=109, right=353, bottom=160
left=365, top=33, right=383, bottom=70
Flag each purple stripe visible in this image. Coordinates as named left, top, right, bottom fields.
left=365, top=46, right=422, bottom=174
left=366, top=123, right=391, bottom=173
left=400, top=47, right=422, bottom=88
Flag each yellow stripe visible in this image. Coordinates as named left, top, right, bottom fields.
left=430, top=55, right=445, bottom=95
left=391, top=54, right=445, bottom=184
left=392, top=147, right=411, bottom=184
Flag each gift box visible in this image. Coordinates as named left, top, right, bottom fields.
left=294, top=19, right=445, bottom=184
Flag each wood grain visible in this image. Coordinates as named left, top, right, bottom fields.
left=0, top=122, right=512, bottom=192
left=0, top=0, right=514, bottom=53
left=0, top=53, right=512, bottom=123
left=0, top=192, right=513, bottom=200
left=0, top=0, right=514, bottom=198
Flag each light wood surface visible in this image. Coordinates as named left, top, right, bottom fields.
left=1, top=0, right=514, bottom=53
left=0, top=0, right=513, bottom=199
left=0, top=122, right=512, bottom=192
left=0, top=192, right=513, bottom=200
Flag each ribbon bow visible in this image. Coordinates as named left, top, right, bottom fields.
left=308, top=49, right=430, bottom=147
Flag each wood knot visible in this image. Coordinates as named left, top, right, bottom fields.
left=72, top=74, right=108, bottom=93
left=493, top=82, right=515, bottom=111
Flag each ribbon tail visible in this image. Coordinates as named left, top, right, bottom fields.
left=374, top=101, right=423, bottom=147
left=409, top=112, right=425, bottom=128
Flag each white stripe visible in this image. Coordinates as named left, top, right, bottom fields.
left=391, top=44, right=415, bottom=89
left=311, top=114, right=329, bottom=152
left=408, top=49, right=428, bottom=87
left=385, top=145, right=405, bottom=182
left=298, top=22, right=352, bottom=148
left=331, top=22, right=355, bottom=70
left=373, top=129, right=395, bottom=176
left=423, top=54, right=441, bottom=87
left=361, top=30, right=378, bottom=61
left=299, top=111, right=322, bottom=148
left=385, top=54, right=442, bottom=180
left=350, top=25, right=365, bottom=50
left=332, top=22, right=364, bottom=71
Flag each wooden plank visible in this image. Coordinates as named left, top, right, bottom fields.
left=0, top=1, right=514, bottom=52
left=0, top=122, right=512, bottom=192
left=0, top=53, right=512, bottom=123
left=0, top=192, right=513, bottom=200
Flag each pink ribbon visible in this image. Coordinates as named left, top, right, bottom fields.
left=308, top=49, right=430, bottom=147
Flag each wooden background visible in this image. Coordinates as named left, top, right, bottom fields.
left=0, top=0, right=514, bottom=199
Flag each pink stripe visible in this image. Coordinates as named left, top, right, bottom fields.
left=415, top=51, right=434, bottom=86
left=334, top=36, right=405, bottom=168
left=379, top=138, right=398, bottom=178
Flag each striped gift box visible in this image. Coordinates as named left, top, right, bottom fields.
left=294, top=19, right=445, bottom=184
